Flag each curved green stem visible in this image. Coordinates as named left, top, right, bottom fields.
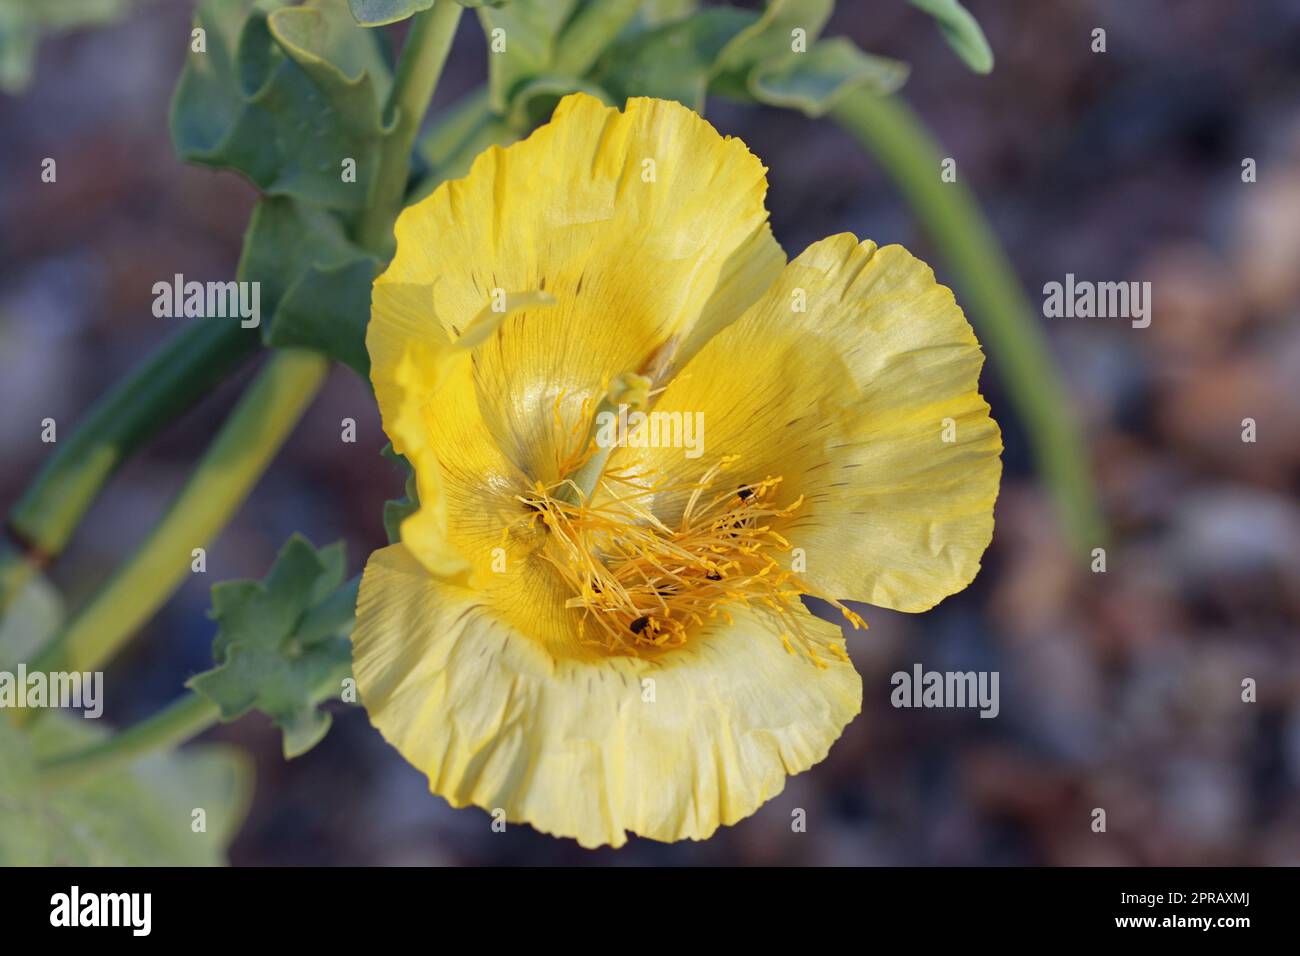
left=357, top=0, right=462, bottom=255
left=25, top=350, right=329, bottom=685
left=1, top=319, right=260, bottom=614
left=551, top=0, right=642, bottom=78
left=36, top=692, right=220, bottom=790
left=832, top=93, right=1105, bottom=554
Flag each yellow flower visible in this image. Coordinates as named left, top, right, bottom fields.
left=355, top=93, right=1002, bottom=848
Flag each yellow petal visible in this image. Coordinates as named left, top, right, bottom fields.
left=366, top=283, right=553, bottom=584
left=621, top=235, right=1002, bottom=612
left=369, top=91, right=784, bottom=495
left=353, top=543, right=862, bottom=849
left=367, top=92, right=786, bottom=589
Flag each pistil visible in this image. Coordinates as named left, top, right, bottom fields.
left=554, top=371, right=652, bottom=506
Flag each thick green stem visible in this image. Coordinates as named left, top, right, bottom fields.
left=357, top=1, right=462, bottom=256
left=36, top=692, right=220, bottom=790
left=832, top=93, right=1106, bottom=554
left=25, top=350, right=329, bottom=683
left=1, top=319, right=259, bottom=614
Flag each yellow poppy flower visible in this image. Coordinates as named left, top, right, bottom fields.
left=355, top=92, right=1002, bottom=848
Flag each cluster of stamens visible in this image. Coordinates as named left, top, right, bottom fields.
left=501, top=455, right=866, bottom=667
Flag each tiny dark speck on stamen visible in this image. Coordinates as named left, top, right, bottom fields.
left=629, top=615, right=650, bottom=634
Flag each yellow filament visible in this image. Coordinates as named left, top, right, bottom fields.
left=503, top=456, right=866, bottom=665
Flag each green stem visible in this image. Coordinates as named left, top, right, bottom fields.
left=357, top=1, right=462, bottom=256
left=1, top=319, right=259, bottom=614
left=550, top=0, right=642, bottom=78
left=832, top=93, right=1106, bottom=554
left=36, top=692, right=220, bottom=790
left=25, top=350, right=329, bottom=684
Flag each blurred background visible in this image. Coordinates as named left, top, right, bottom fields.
left=2, top=0, right=1299, bottom=864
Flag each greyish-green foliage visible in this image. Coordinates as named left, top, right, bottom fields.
left=189, top=535, right=355, bottom=759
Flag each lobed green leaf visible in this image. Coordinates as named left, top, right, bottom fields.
left=188, top=534, right=355, bottom=759
left=749, top=37, right=908, bottom=116
left=170, top=0, right=392, bottom=212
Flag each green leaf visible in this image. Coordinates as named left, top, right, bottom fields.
left=596, top=6, right=753, bottom=111
left=478, top=0, right=579, bottom=112
left=237, top=196, right=380, bottom=374
left=0, top=0, right=134, bottom=95
left=347, top=0, right=435, bottom=27
left=382, top=498, right=419, bottom=544
left=634, top=0, right=698, bottom=30
left=379, top=443, right=418, bottom=545
left=597, top=0, right=889, bottom=117
left=749, top=37, right=908, bottom=117
left=270, top=257, right=379, bottom=376
left=379, top=442, right=418, bottom=546
left=0, top=714, right=250, bottom=865
left=504, top=74, right=610, bottom=131
left=170, top=0, right=393, bottom=211
left=907, top=0, right=993, bottom=74
left=188, top=535, right=355, bottom=759
left=348, top=0, right=501, bottom=27
left=712, top=0, right=833, bottom=97
left=474, top=1, right=657, bottom=131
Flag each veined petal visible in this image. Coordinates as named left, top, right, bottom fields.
left=353, top=544, right=862, bottom=849
left=367, top=282, right=553, bottom=584
left=371, top=92, right=784, bottom=488
left=624, top=235, right=1002, bottom=613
